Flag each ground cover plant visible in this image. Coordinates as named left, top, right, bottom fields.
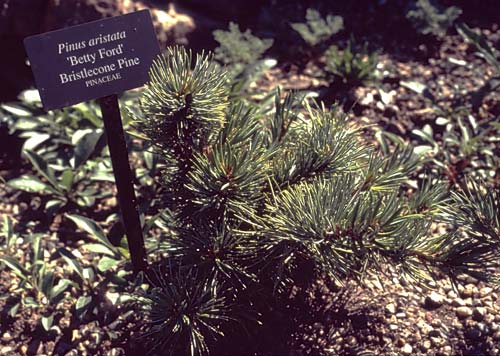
left=1, top=1, right=500, bottom=355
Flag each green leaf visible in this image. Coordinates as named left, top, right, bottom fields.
left=97, top=257, right=121, bottom=272
left=41, top=270, right=55, bottom=298
left=1, top=103, right=33, bottom=117
left=457, top=23, right=500, bottom=72
left=8, top=303, right=20, bottom=317
left=32, top=234, right=43, bottom=263
left=0, top=256, right=29, bottom=280
left=58, top=248, right=84, bottom=279
left=143, top=150, right=157, bottom=171
left=50, top=279, right=72, bottom=301
left=23, top=150, right=62, bottom=192
left=61, top=170, right=75, bottom=191
left=23, top=297, right=39, bottom=307
left=45, top=199, right=65, bottom=217
left=13, top=117, right=43, bottom=130
left=41, top=314, right=54, bottom=331
left=8, top=175, right=54, bottom=194
left=1, top=215, right=13, bottom=243
left=82, top=267, right=95, bottom=282
left=75, top=295, right=93, bottom=317
left=23, top=133, right=50, bottom=151
left=72, top=129, right=104, bottom=169
left=412, top=128, right=434, bottom=144
left=83, top=243, right=116, bottom=256
left=75, top=195, right=96, bottom=208
left=66, top=214, right=112, bottom=247
left=117, top=247, right=130, bottom=259
left=414, top=145, right=435, bottom=156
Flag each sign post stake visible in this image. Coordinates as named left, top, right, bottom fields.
left=24, top=10, right=160, bottom=274
left=98, top=94, right=147, bottom=273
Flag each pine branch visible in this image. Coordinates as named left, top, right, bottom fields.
left=272, top=104, right=366, bottom=187
left=136, top=264, right=235, bottom=356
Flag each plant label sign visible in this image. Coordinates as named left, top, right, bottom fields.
left=23, top=11, right=158, bottom=273
left=24, top=10, right=160, bottom=111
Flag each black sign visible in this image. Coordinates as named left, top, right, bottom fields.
left=24, top=10, right=160, bottom=110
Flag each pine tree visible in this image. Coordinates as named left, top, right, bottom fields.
left=132, top=46, right=500, bottom=356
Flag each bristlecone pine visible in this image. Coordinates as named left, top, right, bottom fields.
left=132, top=46, right=500, bottom=356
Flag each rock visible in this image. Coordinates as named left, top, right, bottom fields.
left=465, top=329, right=482, bottom=340
left=452, top=319, right=463, bottom=329
left=461, top=284, right=476, bottom=298
left=385, top=303, right=396, bottom=314
left=429, top=329, right=442, bottom=338
left=379, top=89, right=397, bottom=106
left=456, top=306, right=473, bottom=319
left=480, top=287, right=494, bottom=298
left=431, top=336, right=444, bottom=347
left=430, top=319, right=443, bottom=328
left=389, top=324, right=398, bottom=331
left=473, top=307, right=487, bottom=321
left=417, top=320, right=433, bottom=335
left=476, top=323, right=489, bottom=334
left=346, top=336, right=357, bottom=345
left=484, top=300, right=494, bottom=308
left=109, top=348, right=124, bottom=356
left=396, top=312, right=406, bottom=319
left=425, top=291, right=445, bottom=309
left=413, top=331, right=422, bottom=342
left=452, top=298, right=466, bottom=307
left=421, top=340, right=431, bottom=352
left=493, top=331, right=500, bottom=341
left=360, top=92, right=375, bottom=106
left=464, top=276, right=478, bottom=284
left=441, top=345, right=453, bottom=355
left=472, top=298, right=483, bottom=306
left=371, top=279, right=383, bottom=290
left=0, top=347, right=13, bottom=354
left=402, top=344, right=413, bottom=355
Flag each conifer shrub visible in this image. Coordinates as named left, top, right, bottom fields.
left=213, top=22, right=274, bottom=78
left=406, top=0, right=462, bottom=39
left=132, top=46, right=500, bottom=355
left=290, top=8, right=344, bottom=47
